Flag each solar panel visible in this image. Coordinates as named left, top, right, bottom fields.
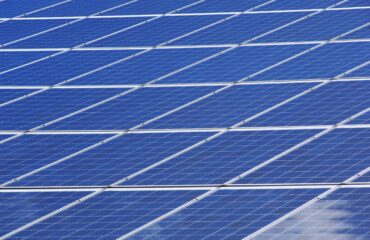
left=0, top=0, right=369, bottom=239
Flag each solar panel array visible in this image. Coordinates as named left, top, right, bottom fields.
left=0, top=0, right=369, bottom=239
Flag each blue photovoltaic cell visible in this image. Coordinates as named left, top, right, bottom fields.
left=0, top=134, right=109, bottom=184
left=341, top=26, right=370, bottom=39
left=0, top=19, right=68, bottom=46
left=251, top=42, right=370, bottom=81
left=0, top=88, right=123, bottom=130
left=67, top=48, right=222, bottom=85
left=46, top=86, right=218, bottom=130
left=88, top=15, right=225, bottom=47
left=256, top=10, right=370, bottom=42
left=354, top=172, right=370, bottom=182
left=350, top=111, right=370, bottom=124
left=337, top=0, right=370, bottom=7
left=125, top=130, right=318, bottom=186
left=179, top=0, right=273, bottom=13
left=0, top=50, right=137, bottom=86
left=160, top=45, right=312, bottom=83
left=10, top=190, right=204, bottom=239
left=14, top=132, right=211, bottom=186
left=255, top=188, right=370, bottom=240
left=28, top=0, right=131, bottom=17
left=170, top=12, right=306, bottom=45
left=238, top=128, right=370, bottom=184
left=9, top=18, right=148, bottom=48
left=143, top=83, right=316, bottom=129
left=130, top=189, right=324, bottom=240
left=103, top=0, right=198, bottom=15
left=0, top=89, right=34, bottom=105
left=346, top=65, right=370, bottom=78
left=246, top=81, right=370, bottom=127
left=0, top=191, right=87, bottom=237
left=258, top=0, right=340, bottom=10
left=0, top=0, right=62, bottom=17
left=0, top=52, right=56, bottom=73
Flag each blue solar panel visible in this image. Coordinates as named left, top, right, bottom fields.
left=346, top=65, right=370, bottom=78
left=129, top=189, right=324, bottom=240
left=8, top=18, right=148, bottom=48
left=0, top=88, right=124, bottom=130
left=258, top=0, right=341, bottom=10
left=179, top=0, right=274, bottom=13
left=0, top=89, right=34, bottom=105
left=0, top=50, right=137, bottom=86
left=355, top=172, right=370, bottom=182
left=256, top=9, right=370, bottom=42
left=89, top=15, right=224, bottom=47
left=0, top=51, right=55, bottom=72
left=0, top=0, right=62, bottom=17
left=66, top=48, right=222, bottom=85
left=10, top=190, right=204, bottom=239
left=46, top=86, right=218, bottom=130
left=237, top=128, right=370, bottom=184
left=0, top=134, right=109, bottom=185
left=161, top=45, right=312, bottom=83
left=170, top=12, right=306, bottom=45
left=246, top=81, right=370, bottom=127
left=338, top=0, right=370, bottom=7
left=254, top=187, right=370, bottom=240
left=251, top=42, right=370, bottom=81
left=0, top=191, right=87, bottom=236
left=341, top=26, right=370, bottom=39
left=124, top=130, right=318, bottom=186
left=143, top=83, right=316, bottom=129
left=350, top=111, right=370, bottom=124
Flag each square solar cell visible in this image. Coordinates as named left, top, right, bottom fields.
left=28, top=0, right=132, bottom=17
left=129, top=189, right=324, bottom=240
left=251, top=42, right=370, bottom=81
left=0, top=51, right=55, bottom=73
left=237, top=128, right=370, bottom=184
left=258, top=0, right=340, bottom=10
left=255, top=9, right=370, bottom=42
left=179, top=0, right=273, bottom=13
left=160, top=45, right=312, bottom=84
left=337, top=0, right=370, bottom=7
left=143, top=83, right=317, bottom=129
left=102, top=0, right=199, bottom=15
left=0, top=89, right=35, bottom=105
left=0, top=88, right=124, bottom=130
left=124, top=130, right=318, bottom=186
left=0, top=0, right=62, bottom=17
left=13, top=132, right=211, bottom=186
left=170, top=12, right=306, bottom=45
left=254, top=188, right=370, bottom=240
left=0, top=134, right=109, bottom=185
left=246, top=81, right=370, bottom=127
left=0, top=191, right=88, bottom=237
left=0, top=50, right=137, bottom=86
left=8, top=18, right=148, bottom=48
left=46, top=86, right=218, bottom=130
left=10, top=190, right=204, bottom=239
left=341, top=26, right=370, bottom=39
left=88, top=15, right=227, bottom=47
left=67, top=48, right=222, bottom=85
left=0, top=19, right=68, bottom=46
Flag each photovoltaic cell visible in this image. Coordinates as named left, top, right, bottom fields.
left=341, top=26, right=370, bottom=39
left=160, top=45, right=312, bottom=83
left=0, top=51, right=56, bottom=72
left=354, top=172, right=370, bottom=182
left=10, top=190, right=205, bottom=240
left=0, top=89, right=34, bottom=105
left=170, top=12, right=306, bottom=45
left=0, top=0, right=62, bottom=17
left=179, top=0, right=274, bottom=13
left=258, top=0, right=340, bottom=10
left=0, top=191, right=88, bottom=236
left=102, top=0, right=199, bottom=15
left=0, top=20, right=68, bottom=46
left=46, top=86, right=218, bottom=130
left=28, top=0, right=132, bottom=17
left=246, top=81, right=370, bottom=127
left=256, top=10, right=370, bottom=42
left=350, top=111, right=370, bottom=124
left=0, top=50, right=137, bottom=86
left=237, top=128, right=370, bottom=184
left=67, top=48, right=222, bottom=85
left=337, top=0, right=370, bottom=7
left=346, top=65, right=370, bottom=78
left=13, top=132, right=211, bottom=187
left=251, top=42, right=370, bottom=81
left=8, top=18, right=148, bottom=48
left=129, top=189, right=324, bottom=240
left=88, top=15, right=224, bottom=47
left=254, top=188, right=370, bottom=240
left=0, top=134, right=109, bottom=185
left=0, top=88, right=124, bottom=130
left=124, top=130, right=318, bottom=186
left=143, top=83, right=317, bottom=129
